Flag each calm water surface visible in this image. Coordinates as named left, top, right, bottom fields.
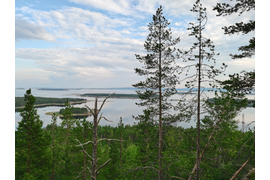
left=15, top=89, right=255, bottom=130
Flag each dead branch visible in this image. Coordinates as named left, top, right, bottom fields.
left=75, top=139, right=93, bottom=146
left=242, top=168, right=255, bottom=180
left=238, top=134, right=255, bottom=156
left=230, top=155, right=253, bottom=180
left=95, top=159, right=112, bottom=174
left=98, top=93, right=115, bottom=113
left=75, top=139, right=93, bottom=161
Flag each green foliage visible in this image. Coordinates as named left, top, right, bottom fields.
left=15, top=97, right=86, bottom=108
left=16, top=117, right=255, bottom=180
left=213, top=0, right=255, bottom=59
left=15, top=89, right=51, bottom=180
left=59, top=107, right=88, bottom=115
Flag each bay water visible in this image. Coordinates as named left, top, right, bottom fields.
left=15, top=88, right=255, bottom=130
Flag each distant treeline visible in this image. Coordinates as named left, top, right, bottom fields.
left=207, top=98, right=255, bottom=107
left=59, top=107, right=88, bottom=115
left=37, top=88, right=69, bottom=91
left=80, top=93, right=140, bottom=99
left=15, top=97, right=87, bottom=108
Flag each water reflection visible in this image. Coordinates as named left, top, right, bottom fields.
left=15, top=89, right=255, bottom=130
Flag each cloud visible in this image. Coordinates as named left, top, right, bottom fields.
left=69, top=0, right=139, bottom=16
left=15, top=68, right=51, bottom=83
left=15, top=17, right=55, bottom=42
left=15, top=0, right=254, bottom=88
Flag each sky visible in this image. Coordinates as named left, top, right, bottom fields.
left=14, top=0, right=255, bottom=89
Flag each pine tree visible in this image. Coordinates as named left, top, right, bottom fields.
left=15, top=89, right=51, bottom=180
left=132, top=5, right=181, bottom=180
left=213, top=0, right=255, bottom=59
left=177, top=1, right=226, bottom=179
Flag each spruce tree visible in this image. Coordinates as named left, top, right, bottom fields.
left=132, top=5, right=181, bottom=180
left=15, top=89, right=51, bottom=180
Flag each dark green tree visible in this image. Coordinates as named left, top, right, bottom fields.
left=132, top=5, right=181, bottom=179
left=51, top=113, right=57, bottom=180
left=60, top=99, right=76, bottom=179
left=73, top=117, right=93, bottom=180
left=132, top=110, right=158, bottom=179
left=213, top=0, right=255, bottom=97
left=15, top=89, right=51, bottom=180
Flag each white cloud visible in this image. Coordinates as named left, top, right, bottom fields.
left=15, top=0, right=254, bottom=88
left=15, top=68, right=51, bottom=83
left=15, top=17, right=55, bottom=42
left=69, top=0, right=139, bottom=16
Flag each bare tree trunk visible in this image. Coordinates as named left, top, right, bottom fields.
left=195, top=9, right=202, bottom=180
left=230, top=156, right=252, bottom=180
left=92, top=97, right=98, bottom=180
left=188, top=99, right=231, bottom=180
left=76, top=94, right=120, bottom=180
left=158, top=31, right=163, bottom=180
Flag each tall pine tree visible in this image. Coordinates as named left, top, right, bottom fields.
left=15, top=89, right=51, bottom=180
left=132, top=6, right=181, bottom=180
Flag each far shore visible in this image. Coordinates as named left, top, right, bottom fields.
left=15, top=100, right=88, bottom=110
left=45, top=111, right=93, bottom=117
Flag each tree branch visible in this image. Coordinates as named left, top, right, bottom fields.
left=230, top=155, right=253, bottom=180
left=95, top=159, right=111, bottom=174
left=98, top=93, right=115, bottom=113
left=75, top=139, right=93, bottom=161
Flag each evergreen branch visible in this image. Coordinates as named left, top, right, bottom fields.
left=129, top=166, right=159, bottom=173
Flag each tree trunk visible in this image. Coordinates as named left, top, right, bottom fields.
left=92, top=97, right=98, bottom=180
left=195, top=8, right=202, bottom=180
left=158, top=30, right=163, bottom=180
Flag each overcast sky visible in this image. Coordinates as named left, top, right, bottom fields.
left=15, top=0, right=255, bottom=88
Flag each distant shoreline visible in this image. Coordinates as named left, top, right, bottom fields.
left=45, top=111, right=93, bottom=117
left=15, top=100, right=88, bottom=110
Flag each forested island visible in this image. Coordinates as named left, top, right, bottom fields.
left=207, top=98, right=255, bottom=107
left=45, top=107, right=93, bottom=117
left=37, top=88, right=69, bottom=91
left=79, top=93, right=140, bottom=99
left=79, top=92, right=193, bottom=99
left=15, top=97, right=87, bottom=110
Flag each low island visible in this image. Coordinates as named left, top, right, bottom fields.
left=45, top=107, right=94, bottom=117
left=79, top=93, right=140, bottom=99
